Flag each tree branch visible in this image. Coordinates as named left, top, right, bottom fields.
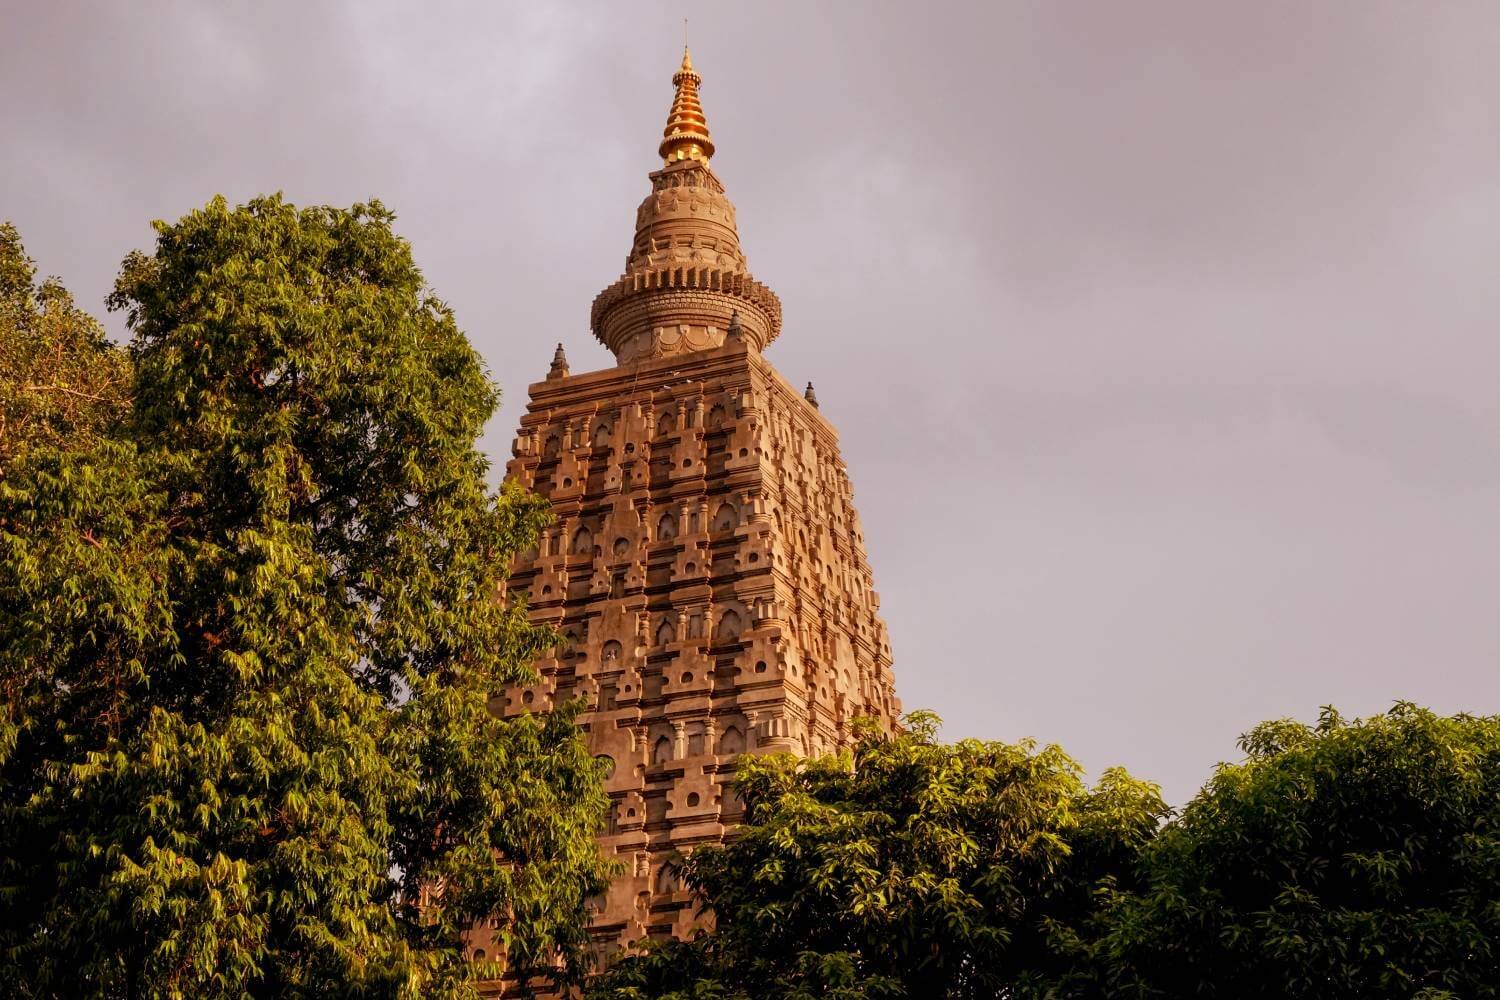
left=22, top=382, right=126, bottom=404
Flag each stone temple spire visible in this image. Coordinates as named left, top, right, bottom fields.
left=590, top=48, right=782, bottom=365
left=488, top=47, right=902, bottom=975
left=547, top=342, right=570, bottom=380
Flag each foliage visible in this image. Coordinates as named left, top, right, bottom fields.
left=0, top=221, right=130, bottom=476
left=0, top=196, right=611, bottom=998
left=590, top=712, right=1167, bottom=1000
left=1101, top=703, right=1500, bottom=999
left=3, top=209, right=1496, bottom=1000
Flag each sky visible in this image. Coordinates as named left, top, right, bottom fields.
left=4, top=0, right=1499, bottom=805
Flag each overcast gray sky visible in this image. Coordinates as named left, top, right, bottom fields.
left=5, top=1, right=1498, bottom=804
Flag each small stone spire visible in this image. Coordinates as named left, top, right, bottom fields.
left=659, top=46, right=715, bottom=164
left=726, top=310, right=743, bottom=343
left=547, top=342, right=570, bottom=380
left=804, top=382, right=820, bottom=408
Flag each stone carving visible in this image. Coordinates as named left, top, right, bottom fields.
left=477, top=46, right=899, bottom=988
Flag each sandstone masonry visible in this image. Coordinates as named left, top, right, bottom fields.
left=487, top=47, right=900, bottom=977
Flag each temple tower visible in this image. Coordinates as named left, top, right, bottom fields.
left=493, top=48, right=900, bottom=968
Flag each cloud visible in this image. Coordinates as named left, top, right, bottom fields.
left=4, top=0, right=1498, bottom=804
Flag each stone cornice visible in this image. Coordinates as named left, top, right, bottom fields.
left=589, top=267, right=783, bottom=359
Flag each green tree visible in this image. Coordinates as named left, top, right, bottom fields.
left=0, top=221, right=130, bottom=476
left=1101, top=703, right=1500, bottom=999
left=0, top=196, right=611, bottom=998
left=591, top=712, right=1166, bottom=1000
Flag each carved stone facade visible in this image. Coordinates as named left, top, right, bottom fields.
left=483, top=48, right=900, bottom=981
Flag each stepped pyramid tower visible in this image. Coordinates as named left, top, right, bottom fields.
left=492, top=47, right=901, bottom=968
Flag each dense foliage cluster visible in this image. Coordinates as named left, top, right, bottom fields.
left=1103, top=703, right=1500, bottom=999
left=590, top=713, right=1168, bottom=1000
left=592, top=705, right=1500, bottom=1000
left=0, top=222, right=131, bottom=475
left=0, top=203, right=610, bottom=998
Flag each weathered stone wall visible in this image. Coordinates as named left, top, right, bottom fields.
left=476, top=47, right=899, bottom=990
left=492, top=338, right=898, bottom=967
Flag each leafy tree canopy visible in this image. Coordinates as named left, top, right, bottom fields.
left=594, top=704, right=1500, bottom=1000
left=590, top=712, right=1167, bottom=1000
left=0, top=221, right=130, bottom=475
left=1102, top=703, right=1500, bottom=999
left=0, top=196, right=610, bottom=998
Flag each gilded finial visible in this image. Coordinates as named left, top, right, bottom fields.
left=659, top=45, right=715, bottom=164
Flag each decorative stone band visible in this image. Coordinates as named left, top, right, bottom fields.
left=629, top=165, right=742, bottom=269
left=590, top=266, right=782, bottom=362
left=651, top=162, right=724, bottom=195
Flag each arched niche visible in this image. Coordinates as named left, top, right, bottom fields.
left=655, top=618, right=676, bottom=646
left=651, top=735, right=673, bottom=766
left=572, top=526, right=594, bottom=554
left=718, top=725, right=745, bottom=755
left=654, top=862, right=680, bottom=895
left=714, top=609, right=743, bottom=641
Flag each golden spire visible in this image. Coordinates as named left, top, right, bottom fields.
left=658, top=46, right=715, bottom=165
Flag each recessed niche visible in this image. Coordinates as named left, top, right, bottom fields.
left=687, top=793, right=700, bottom=807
